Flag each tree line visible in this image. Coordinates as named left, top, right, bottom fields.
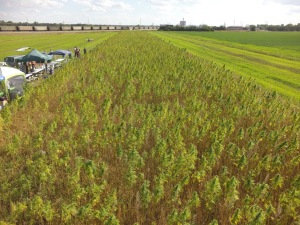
left=159, top=23, right=300, bottom=32
left=1, top=20, right=300, bottom=32
left=256, top=23, right=300, bottom=31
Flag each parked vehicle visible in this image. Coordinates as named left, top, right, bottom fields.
left=4, top=55, right=24, bottom=67
left=0, top=66, right=26, bottom=110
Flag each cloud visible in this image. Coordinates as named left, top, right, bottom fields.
left=5, top=0, right=66, bottom=8
left=145, top=0, right=177, bottom=12
left=0, top=0, right=298, bottom=25
left=72, top=0, right=134, bottom=12
left=265, top=0, right=300, bottom=18
left=272, top=0, right=300, bottom=6
left=288, top=6, right=300, bottom=17
left=0, top=12, right=7, bottom=17
left=180, top=0, right=203, bottom=5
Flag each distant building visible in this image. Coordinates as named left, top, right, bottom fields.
left=180, top=18, right=186, bottom=27
left=226, top=26, right=248, bottom=31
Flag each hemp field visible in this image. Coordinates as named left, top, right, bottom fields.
left=152, top=31, right=300, bottom=101
left=0, top=31, right=299, bottom=224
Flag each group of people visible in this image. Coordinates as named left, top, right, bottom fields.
left=17, top=61, right=54, bottom=75
left=14, top=47, right=87, bottom=75
left=74, top=47, right=87, bottom=58
left=19, top=61, right=36, bottom=74
left=74, top=47, right=81, bottom=58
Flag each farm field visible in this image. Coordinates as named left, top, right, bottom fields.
left=0, top=31, right=118, bottom=60
left=0, top=31, right=300, bottom=224
left=151, top=31, right=300, bottom=101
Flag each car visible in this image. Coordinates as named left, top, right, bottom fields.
left=4, top=55, right=24, bottom=67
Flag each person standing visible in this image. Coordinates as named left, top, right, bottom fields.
left=24, top=62, right=29, bottom=74
left=45, top=62, right=48, bottom=73
left=75, top=47, right=80, bottom=58
left=0, top=96, right=8, bottom=110
left=77, top=48, right=81, bottom=58
left=49, top=64, right=54, bottom=75
left=74, top=47, right=78, bottom=58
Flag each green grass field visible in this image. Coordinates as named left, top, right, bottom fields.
left=0, top=31, right=118, bottom=60
left=151, top=31, right=300, bottom=101
left=174, top=31, right=300, bottom=52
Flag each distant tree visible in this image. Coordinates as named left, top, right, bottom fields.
left=219, top=25, right=226, bottom=30
left=249, top=25, right=256, bottom=31
left=212, top=25, right=225, bottom=31
left=199, top=24, right=211, bottom=31
left=279, top=24, right=285, bottom=31
left=285, top=24, right=295, bottom=31
left=159, top=24, right=213, bottom=32
left=159, top=25, right=174, bottom=31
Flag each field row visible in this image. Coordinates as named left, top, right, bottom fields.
left=171, top=31, right=300, bottom=53
left=152, top=31, right=300, bottom=101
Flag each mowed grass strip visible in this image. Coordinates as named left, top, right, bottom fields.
left=0, top=31, right=118, bottom=60
left=151, top=31, right=300, bottom=101
left=176, top=31, right=300, bottom=59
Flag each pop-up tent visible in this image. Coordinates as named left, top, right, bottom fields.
left=49, top=49, right=72, bottom=57
left=17, top=49, right=53, bottom=63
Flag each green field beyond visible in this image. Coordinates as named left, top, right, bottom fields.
left=151, top=31, right=300, bottom=101
left=0, top=31, right=117, bottom=60
left=0, top=31, right=299, bottom=224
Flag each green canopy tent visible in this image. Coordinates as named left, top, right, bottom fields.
left=16, top=49, right=53, bottom=63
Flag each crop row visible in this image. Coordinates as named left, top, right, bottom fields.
left=0, top=31, right=299, bottom=224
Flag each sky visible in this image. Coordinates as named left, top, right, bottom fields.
left=0, top=0, right=299, bottom=26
